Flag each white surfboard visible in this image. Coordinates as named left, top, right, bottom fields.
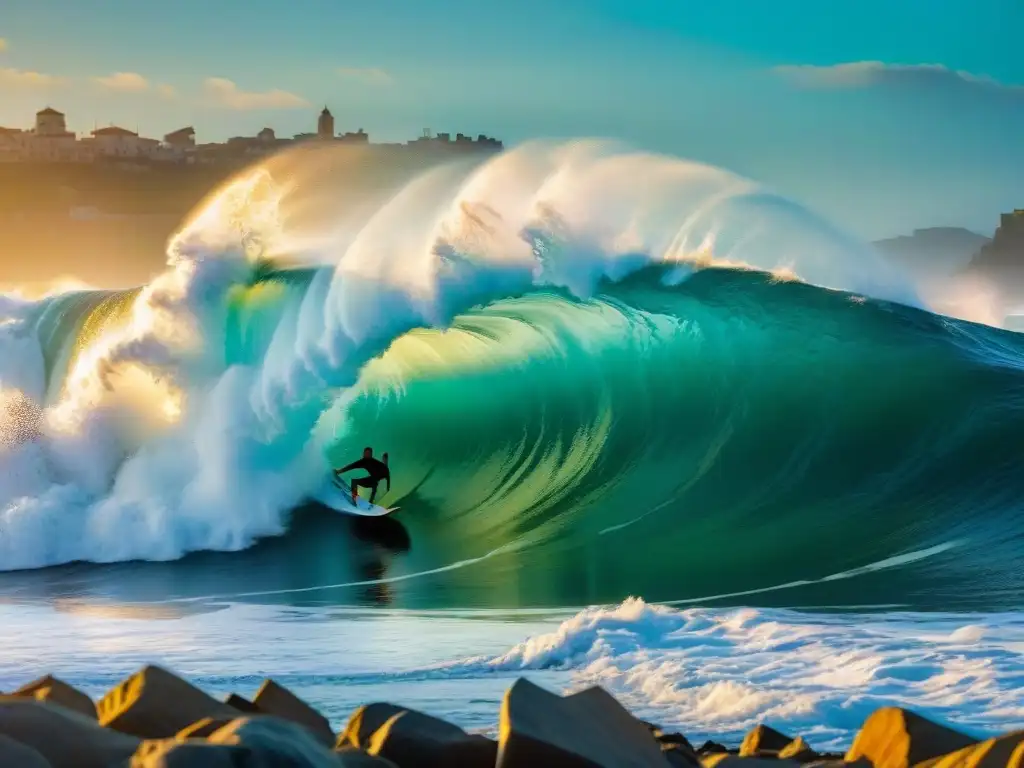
left=314, top=481, right=399, bottom=518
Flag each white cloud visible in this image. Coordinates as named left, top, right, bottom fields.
left=772, top=61, right=1024, bottom=100
left=0, top=68, right=66, bottom=90
left=0, top=38, right=8, bottom=53
left=93, top=72, right=150, bottom=92
left=203, top=77, right=308, bottom=110
left=156, top=83, right=177, bottom=99
left=337, top=67, right=394, bottom=86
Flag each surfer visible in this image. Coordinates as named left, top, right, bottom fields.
left=334, top=447, right=391, bottom=506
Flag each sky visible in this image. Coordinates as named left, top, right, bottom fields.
left=1, top=0, right=1022, bottom=239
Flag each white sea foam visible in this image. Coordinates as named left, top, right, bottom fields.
left=434, top=598, right=1024, bottom=749
left=0, top=140, right=920, bottom=571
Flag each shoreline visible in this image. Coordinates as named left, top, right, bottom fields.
left=0, top=663, right=1006, bottom=767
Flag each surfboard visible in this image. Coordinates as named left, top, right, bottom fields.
left=314, top=481, right=399, bottom=518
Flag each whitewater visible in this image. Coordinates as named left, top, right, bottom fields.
left=3, top=138, right=1024, bottom=748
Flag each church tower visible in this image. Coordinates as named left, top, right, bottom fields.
left=317, top=106, right=334, bottom=139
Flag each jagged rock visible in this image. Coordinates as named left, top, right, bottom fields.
left=0, top=734, right=52, bottom=767
left=780, top=737, right=820, bottom=762
left=337, top=703, right=407, bottom=749
left=698, top=741, right=731, bottom=755
left=917, top=729, right=1024, bottom=768
left=226, top=693, right=262, bottom=713
left=128, top=740, right=250, bottom=767
left=176, top=716, right=241, bottom=739
left=207, top=715, right=345, bottom=766
left=663, top=743, right=702, bottom=767
left=845, top=707, right=977, bottom=768
left=252, top=679, right=334, bottom=746
left=334, top=748, right=402, bottom=767
left=338, top=703, right=496, bottom=767
left=740, top=724, right=795, bottom=757
left=97, top=664, right=239, bottom=738
left=704, top=757, right=802, bottom=768
left=497, top=678, right=670, bottom=767
left=12, top=675, right=97, bottom=719
left=0, top=698, right=140, bottom=768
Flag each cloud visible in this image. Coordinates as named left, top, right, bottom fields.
left=0, top=68, right=66, bottom=90
left=156, top=84, right=177, bottom=99
left=772, top=61, right=1024, bottom=100
left=337, top=67, right=394, bottom=86
left=93, top=72, right=150, bottom=92
left=203, top=77, right=308, bottom=110
left=0, top=38, right=7, bottom=52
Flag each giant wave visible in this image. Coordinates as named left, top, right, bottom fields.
left=2, top=139, right=1023, bottom=610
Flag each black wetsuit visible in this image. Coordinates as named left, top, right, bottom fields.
left=335, top=457, right=391, bottom=504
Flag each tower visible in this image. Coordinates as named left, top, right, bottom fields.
left=317, top=106, right=334, bottom=139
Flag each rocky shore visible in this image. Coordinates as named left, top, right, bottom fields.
left=0, top=664, right=1010, bottom=766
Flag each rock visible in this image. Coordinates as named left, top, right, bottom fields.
left=128, top=740, right=250, bottom=767
left=226, top=693, right=262, bottom=713
left=740, top=725, right=794, bottom=757
left=176, top=716, right=241, bottom=739
left=845, top=707, right=977, bottom=768
left=12, top=675, right=97, bottom=719
left=335, top=745, right=403, bottom=766
left=704, top=758, right=802, bottom=768
left=337, top=703, right=406, bottom=749
left=779, top=737, right=820, bottom=762
left=0, top=734, right=52, bottom=767
left=698, top=741, right=731, bottom=755
left=918, top=729, right=1024, bottom=768
left=208, top=715, right=345, bottom=767
left=497, top=678, right=669, bottom=767
left=338, top=703, right=496, bottom=768
left=0, top=697, right=140, bottom=768
left=97, top=664, right=239, bottom=738
left=251, top=679, right=334, bottom=746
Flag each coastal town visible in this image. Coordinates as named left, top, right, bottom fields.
left=0, top=105, right=504, bottom=165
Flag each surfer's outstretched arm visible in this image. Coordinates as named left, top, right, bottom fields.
left=335, top=459, right=365, bottom=475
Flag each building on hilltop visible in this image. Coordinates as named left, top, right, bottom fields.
left=87, top=126, right=160, bottom=159
left=164, top=127, right=196, bottom=148
left=318, top=107, right=335, bottom=139
left=35, top=107, right=73, bottom=138
left=339, top=128, right=369, bottom=144
left=257, top=127, right=276, bottom=143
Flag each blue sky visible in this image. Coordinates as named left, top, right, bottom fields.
left=1, top=0, right=1021, bottom=239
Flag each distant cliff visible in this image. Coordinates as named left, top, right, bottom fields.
left=965, top=210, right=1024, bottom=278
left=874, top=227, right=991, bottom=276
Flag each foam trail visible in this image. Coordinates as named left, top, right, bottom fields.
left=0, top=139, right=930, bottom=571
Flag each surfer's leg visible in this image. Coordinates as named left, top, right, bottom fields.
left=368, top=481, right=379, bottom=505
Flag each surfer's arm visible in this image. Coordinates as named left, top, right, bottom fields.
left=334, top=459, right=364, bottom=475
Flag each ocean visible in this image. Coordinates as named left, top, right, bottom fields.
left=1, top=139, right=1022, bottom=751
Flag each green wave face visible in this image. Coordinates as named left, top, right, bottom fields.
left=25, top=257, right=1024, bottom=610
left=185, top=264, right=1024, bottom=609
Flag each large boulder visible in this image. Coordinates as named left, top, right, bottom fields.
left=338, top=702, right=496, bottom=768
left=497, top=679, right=670, bottom=767
left=225, top=694, right=261, bottom=713
left=0, top=697, right=139, bottom=768
left=251, top=679, right=334, bottom=746
left=845, top=707, right=978, bottom=768
left=207, top=715, right=348, bottom=767
left=0, top=734, right=52, bottom=767
left=779, top=737, right=820, bottom=762
left=11, top=675, right=97, bottom=720
left=127, top=740, right=250, bottom=767
left=919, top=729, right=1024, bottom=768
left=97, top=665, right=239, bottom=738
left=740, top=725, right=794, bottom=757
